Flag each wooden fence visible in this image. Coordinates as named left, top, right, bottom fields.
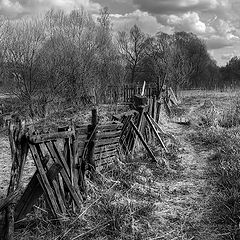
left=103, top=85, right=157, bottom=103
left=0, top=92, right=177, bottom=239
left=0, top=112, right=123, bottom=239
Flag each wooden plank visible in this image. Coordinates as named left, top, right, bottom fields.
left=85, top=109, right=98, bottom=176
left=153, top=95, right=157, bottom=121
left=47, top=141, right=70, bottom=178
left=58, top=174, right=65, bottom=207
left=29, top=144, right=60, bottom=218
left=96, top=130, right=121, bottom=140
left=132, top=107, right=144, bottom=152
left=148, top=98, right=153, bottom=117
left=120, top=116, right=132, bottom=152
left=73, top=138, right=85, bottom=198
left=156, top=102, right=161, bottom=124
left=51, top=175, right=66, bottom=214
left=144, top=113, right=168, bottom=152
left=129, top=120, right=156, bottom=162
left=95, top=149, right=117, bottom=160
left=15, top=163, right=62, bottom=222
left=147, top=114, right=166, bottom=135
left=75, top=125, right=89, bottom=135
left=76, top=139, right=87, bottom=158
left=75, top=124, right=89, bottom=130
left=0, top=189, right=21, bottom=212
left=75, top=132, right=88, bottom=198
left=76, top=133, right=88, bottom=139
left=127, top=125, right=135, bottom=153
left=68, top=138, right=76, bottom=212
left=164, top=98, right=172, bottom=116
left=15, top=154, right=49, bottom=222
left=5, top=118, right=28, bottom=240
left=94, top=143, right=119, bottom=154
left=97, top=123, right=123, bottom=132
left=120, top=116, right=131, bottom=138
left=124, top=115, right=135, bottom=151
left=95, top=137, right=120, bottom=147
left=169, top=87, right=179, bottom=105
left=38, top=144, right=66, bottom=214
left=29, top=131, right=75, bottom=143
left=45, top=142, right=83, bottom=209
left=112, top=110, right=137, bottom=121
left=141, top=81, right=146, bottom=96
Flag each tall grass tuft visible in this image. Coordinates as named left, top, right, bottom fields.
left=218, top=99, right=240, bottom=128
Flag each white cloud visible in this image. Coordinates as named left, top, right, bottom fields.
left=166, top=11, right=207, bottom=34
left=110, top=10, right=172, bottom=35
left=0, top=0, right=101, bottom=17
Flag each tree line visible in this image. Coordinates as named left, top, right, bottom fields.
left=0, top=7, right=237, bottom=117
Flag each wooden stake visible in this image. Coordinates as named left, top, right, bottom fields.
left=131, top=107, right=144, bottom=153
left=15, top=162, right=62, bottom=222
left=141, top=81, right=146, bottom=96
left=4, top=117, right=28, bottom=240
left=130, top=120, right=156, bottom=162
left=147, top=113, right=166, bottom=135
left=169, top=87, right=179, bottom=105
left=29, top=144, right=60, bottom=219
left=0, top=189, right=21, bottom=212
left=45, top=142, right=83, bottom=208
left=86, top=109, right=97, bottom=175
left=144, top=112, right=168, bottom=152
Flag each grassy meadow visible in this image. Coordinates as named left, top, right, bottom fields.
left=1, top=89, right=240, bottom=239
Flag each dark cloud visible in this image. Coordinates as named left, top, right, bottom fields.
left=132, top=0, right=214, bottom=15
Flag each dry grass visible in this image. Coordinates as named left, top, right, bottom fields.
left=189, top=97, right=240, bottom=239
left=13, top=139, right=188, bottom=240
left=7, top=89, right=240, bottom=239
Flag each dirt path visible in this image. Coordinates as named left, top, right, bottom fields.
left=154, top=121, right=218, bottom=239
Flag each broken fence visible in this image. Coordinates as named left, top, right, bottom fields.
left=0, top=93, right=175, bottom=239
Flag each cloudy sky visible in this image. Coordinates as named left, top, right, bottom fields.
left=1, top=0, right=240, bottom=66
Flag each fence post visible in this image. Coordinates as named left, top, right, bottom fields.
left=86, top=109, right=98, bottom=178
left=3, top=116, right=28, bottom=240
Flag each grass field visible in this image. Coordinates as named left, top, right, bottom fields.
left=1, top=89, right=240, bottom=239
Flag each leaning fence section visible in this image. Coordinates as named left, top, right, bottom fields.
left=0, top=86, right=179, bottom=239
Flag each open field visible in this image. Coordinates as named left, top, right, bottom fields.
left=1, top=89, right=240, bottom=239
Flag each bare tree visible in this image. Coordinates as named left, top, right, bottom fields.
left=117, top=25, right=146, bottom=83
left=145, top=32, right=174, bottom=97
left=3, top=17, right=46, bottom=117
left=43, top=9, right=102, bottom=107
left=169, top=34, right=194, bottom=93
left=145, top=32, right=195, bottom=96
left=94, top=7, right=124, bottom=103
